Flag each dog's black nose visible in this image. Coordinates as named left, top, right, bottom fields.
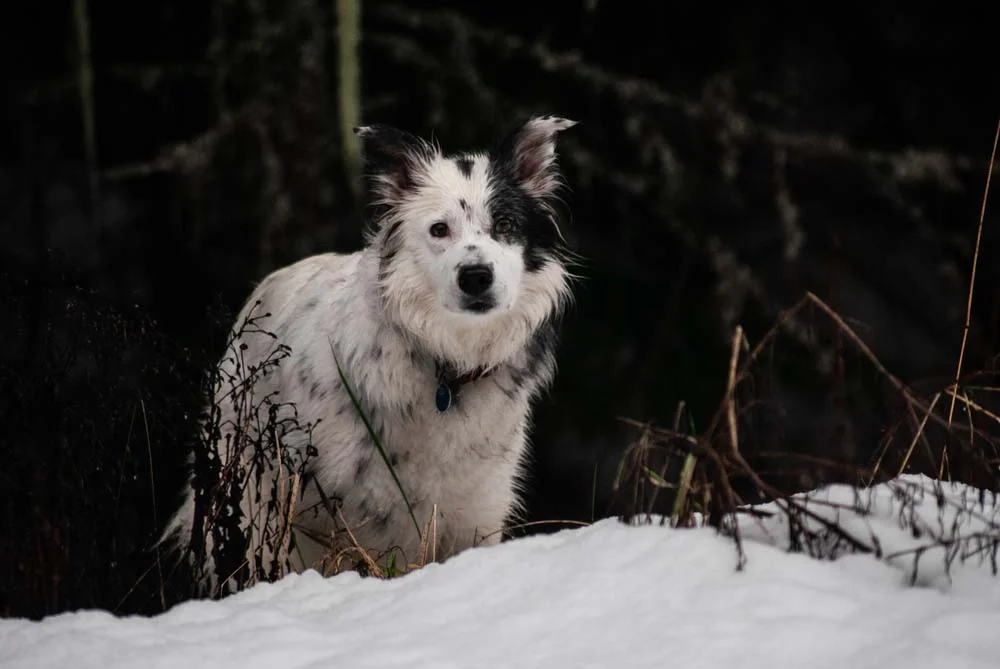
left=457, top=264, right=494, bottom=296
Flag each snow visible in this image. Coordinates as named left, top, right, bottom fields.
left=2, top=475, right=999, bottom=669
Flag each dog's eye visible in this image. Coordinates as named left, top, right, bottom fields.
left=494, top=216, right=516, bottom=235
left=429, top=222, right=450, bottom=238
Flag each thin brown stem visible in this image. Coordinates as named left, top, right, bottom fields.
left=726, top=325, right=743, bottom=454
left=947, top=119, right=1000, bottom=427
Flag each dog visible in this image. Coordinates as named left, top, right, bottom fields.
left=161, top=115, right=577, bottom=594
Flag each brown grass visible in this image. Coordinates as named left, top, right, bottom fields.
left=612, top=119, right=1000, bottom=575
left=946, top=119, right=1000, bottom=428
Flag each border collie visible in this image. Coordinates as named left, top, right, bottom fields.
left=162, top=115, right=577, bottom=593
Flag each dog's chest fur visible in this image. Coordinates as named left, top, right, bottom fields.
left=243, top=251, right=555, bottom=564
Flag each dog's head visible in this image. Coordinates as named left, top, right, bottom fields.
left=356, top=116, right=577, bottom=369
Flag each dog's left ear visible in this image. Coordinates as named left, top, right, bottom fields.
left=355, top=124, right=433, bottom=206
left=496, top=115, right=577, bottom=199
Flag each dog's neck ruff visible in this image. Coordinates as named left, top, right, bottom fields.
left=434, top=362, right=497, bottom=412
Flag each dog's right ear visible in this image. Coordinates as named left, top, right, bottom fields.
left=355, top=124, right=433, bottom=206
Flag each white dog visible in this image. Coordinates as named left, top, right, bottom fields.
left=161, top=115, right=577, bottom=594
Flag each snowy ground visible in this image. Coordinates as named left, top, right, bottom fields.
left=2, top=475, right=999, bottom=669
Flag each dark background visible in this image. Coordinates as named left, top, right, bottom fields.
left=2, top=0, right=998, bottom=619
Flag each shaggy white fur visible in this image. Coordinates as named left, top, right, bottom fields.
left=162, top=115, right=577, bottom=594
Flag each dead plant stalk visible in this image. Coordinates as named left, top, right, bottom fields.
left=726, top=324, right=744, bottom=454
left=946, top=118, right=999, bottom=427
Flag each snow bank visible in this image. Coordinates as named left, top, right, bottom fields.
left=2, top=475, right=998, bottom=669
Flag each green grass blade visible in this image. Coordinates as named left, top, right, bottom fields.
left=331, top=343, right=422, bottom=540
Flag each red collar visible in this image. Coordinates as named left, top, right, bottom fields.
left=448, top=365, right=495, bottom=387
